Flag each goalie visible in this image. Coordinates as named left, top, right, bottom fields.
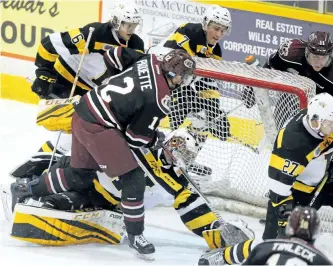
left=6, top=128, right=253, bottom=260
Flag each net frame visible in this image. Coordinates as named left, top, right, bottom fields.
left=161, top=58, right=333, bottom=233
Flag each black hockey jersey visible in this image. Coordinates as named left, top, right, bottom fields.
left=243, top=238, right=331, bottom=265
left=74, top=46, right=171, bottom=148
left=164, top=23, right=222, bottom=60
left=267, top=39, right=333, bottom=95
left=35, top=22, right=144, bottom=93
left=268, top=109, right=333, bottom=206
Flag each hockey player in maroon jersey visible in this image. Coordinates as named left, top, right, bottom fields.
left=265, top=31, right=333, bottom=95
left=11, top=48, right=196, bottom=260
left=198, top=206, right=332, bottom=265
left=267, top=31, right=333, bottom=129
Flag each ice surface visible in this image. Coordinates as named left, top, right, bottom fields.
left=1, top=99, right=332, bottom=265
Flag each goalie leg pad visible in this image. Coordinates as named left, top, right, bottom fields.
left=11, top=204, right=125, bottom=246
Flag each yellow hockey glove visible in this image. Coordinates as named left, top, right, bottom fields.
left=37, top=101, right=76, bottom=133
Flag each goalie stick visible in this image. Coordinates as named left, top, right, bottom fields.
left=46, top=27, right=95, bottom=173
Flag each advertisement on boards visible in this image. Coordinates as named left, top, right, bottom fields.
left=101, top=0, right=333, bottom=63
left=0, top=0, right=100, bottom=60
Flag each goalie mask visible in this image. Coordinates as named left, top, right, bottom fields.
left=307, top=93, right=333, bottom=137
left=110, top=2, right=142, bottom=41
left=163, top=128, right=200, bottom=168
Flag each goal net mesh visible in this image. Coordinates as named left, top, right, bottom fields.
left=159, top=58, right=333, bottom=233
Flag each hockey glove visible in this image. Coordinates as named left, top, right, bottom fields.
left=32, top=68, right=57, bottom=98
left=36, top=99, right=78, bottom=133
left=148, top=130, right=166, bottom=150
left=277, top=199, right=293, bottom=237
left=241, top=86, right=256, bottom=108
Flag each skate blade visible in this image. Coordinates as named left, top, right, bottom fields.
left=0, top=185, right=13, bottom=221
left=135, top=251, right=155, bottom=262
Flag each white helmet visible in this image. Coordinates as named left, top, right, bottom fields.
left=307, top=93, right=333, bottom=134
left=163, top=128, right=200, bottom=167
left=203, top=5, right=232, bottom=35
left=110, top=2, right=141, bottom=31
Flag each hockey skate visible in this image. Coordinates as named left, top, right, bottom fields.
left=10, top=177, right=38, bottom=211
left=128, top=234, right=155, bottom=261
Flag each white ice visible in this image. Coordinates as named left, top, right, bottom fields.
left=1, top=99, right=333, bottom=266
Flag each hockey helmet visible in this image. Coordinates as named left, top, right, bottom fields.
left=161, top=49, right=196, bottom=88
left=307, top=31, right=333, bottom=56
left=202, top=5, right=232, bottom=35
left=307, top=93, right=333, bottom=136
left=110, top=2, right=141, bottom=31
left=163, top=128, right=200, bottom=167
left=285, top=206, right=320, bottom=243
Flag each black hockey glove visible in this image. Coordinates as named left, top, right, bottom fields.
left=241, top=86, right=256, bottom=108
left=148, top=130, right=166, bottom=150
left=31, top=68, right=57, bottom=98
left=277, top=199, right=293, bottom=237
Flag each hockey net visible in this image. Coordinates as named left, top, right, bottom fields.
left=159, top=58, right=333, bottom=233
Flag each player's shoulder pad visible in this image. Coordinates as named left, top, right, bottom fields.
left=277, top=39, right=306, bottom=63
left=280, top=110, right=311, bottom=151
left=83, top=21, right=107, bottom=31
left=128, top=34, right=145, bottom=53
left=178, top=23, right=203, bottom=37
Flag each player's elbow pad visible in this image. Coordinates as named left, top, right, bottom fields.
left=103, top=47, right=122, bottom=75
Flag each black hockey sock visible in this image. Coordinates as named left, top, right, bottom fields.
left=120, top=167, right=146, bottom=235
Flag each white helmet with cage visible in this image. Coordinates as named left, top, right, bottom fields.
left=202, top=5, right=232, bottom=35
left=163, top=128, right=201, bottom=168
left=307, top=93, right=333, bottom=136
left=110, top=2, right=142, bottom=31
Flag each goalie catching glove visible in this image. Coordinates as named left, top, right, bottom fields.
left=36, top=96, right=80, bottom=133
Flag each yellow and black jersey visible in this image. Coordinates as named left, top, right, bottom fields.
left=269, top=109, right=333, bottom=206
left=164, top=23, right=222, bottom=60
left=35, top=22, right=144, bottom=93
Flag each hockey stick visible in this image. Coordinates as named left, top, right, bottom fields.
left=46, top=27, right=95, bottom=173
left=309, top=171, right=329, bottom=207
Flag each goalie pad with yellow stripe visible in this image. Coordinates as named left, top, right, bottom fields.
left=36, top=96, right=80, bottom=133
left=11, top=204, right=125, bottom=246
